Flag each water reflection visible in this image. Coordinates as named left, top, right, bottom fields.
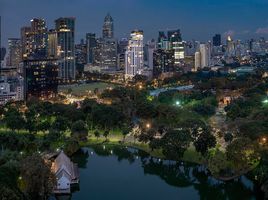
left=70, top=145, right=260, bottom=200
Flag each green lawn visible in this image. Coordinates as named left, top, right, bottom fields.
left=58, top=82, right=117, bottom=96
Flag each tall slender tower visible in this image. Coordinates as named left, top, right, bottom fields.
left=125, top=30, right=144, bottom=78
left=102, top=14, right=114, bottom=39
left=55, top=17, right=76, bottom=82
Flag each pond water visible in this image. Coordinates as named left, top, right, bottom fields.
left=67, top=146, right=261, bottom=200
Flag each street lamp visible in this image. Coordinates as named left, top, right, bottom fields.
left=175, top=101, right=181, bottom=107
left=263, top=99, right=268, bottom=104
left=146, top=123, right=151, bottom=129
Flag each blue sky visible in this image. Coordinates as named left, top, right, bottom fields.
left=1, top=0, right=268, bottom=47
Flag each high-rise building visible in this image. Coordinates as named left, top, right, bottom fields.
left=144, top=40, right=156, bottom=70
left=226, top=35, right=235, bottom=56
left=47, top=29, right=58, bottom=58
left=20, top=18, right=48, bottom=59
left=86, top=33, right=96, bottom=64
left=0, top=47, right=6, bottom=61
left=125, top=30, right=144, bottom=78
left=103, top=13, right=114, bottom=39
left=99, top=38, right=118, bottom=71
left=199, top=44, right=210, bottom=68
left=158, top=31, right=169, bottom=49
left=21, top=26, right=32, bottom=59
left=30, top=18, right=48, bottom=56
left=23, top=58, right=58, bottom=100
left=213, top=34, right=221, bottom=46
left=194, top=51, right=201, bottom=70
left=75, top=39, right=87, bottom=66
left=168, top=29, right=184, bottom=63
left=7, top=38, right=21, bottom=68
left=118, top=38, right=128, bottom=70
left=153, top=49, right=175, bottom=77
left=55, top=17, right=76, bottom=81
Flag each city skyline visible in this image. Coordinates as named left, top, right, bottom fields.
left=1, top=0, right=268, bottom=47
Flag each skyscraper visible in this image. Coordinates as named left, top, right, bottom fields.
left=168, top=29, right=185, bottom=63
left=103, top=14, right=114, bottom=39
left=30, top=18, right=48, bottom=56
left=47, top=29, right=58, bottom=58
left=153, top=49, right=175, bottom=77
left=99, top=14, right=117, bottom=71
left=55, top=17, right=76, bottom=81
left=20, top=18, right=48, bottom=59
left=199, top=44, right=210, bottom=68
left=23, top=58, right=58, bottom=100
left=86, top=33, right=96, bottom=64
left=7, top=38, right=21, bottom=68
left=125, top=30, right=144, bottom=78
left=20, top=26, right=32, bottom=59
left=194, top=51, right=201, bottom=70
left=213, top=34, right=221, bottom=46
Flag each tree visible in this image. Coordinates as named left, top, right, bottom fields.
left=193, top=129, right=216, bottom=156
left=21, top=154, right=56, bottom=200
left=103, top=130, right=110, bottom=141
left=51, top=116, right=69, bottom=133
left=0, top=185, right=22, bottom=200
left=161, top=129, right=192, bottom=160
left=138, top=129, right=156, bottom=143
left=226, top=138, right=260, bottom=172
left=224, top=132, right=234, bottom=144
left=94, top=131, right=100, bottom=140
left=207, top=149, right=228, bottom=176
left=64, top=139, right=80, bottom=156
left=37, top=120, right=51, bottom=133
left=71, top=120, right=88, bottom=141
left=3, top=108, right=25, bottom=131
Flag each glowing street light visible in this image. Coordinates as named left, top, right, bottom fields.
left=146, top=123, right=151, bottom=129
left=175, top=101, right=181, bottom=107
left=262, top=137, right=267, bottom=143
left=263, top=99, right=268, bottom=104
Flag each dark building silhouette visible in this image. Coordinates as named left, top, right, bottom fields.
left=23, top=58, right=58, bottom=100
left=213, top=34, right=221, bottom=46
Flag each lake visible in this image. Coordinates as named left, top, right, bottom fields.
left=66, top=145, right=261, bottom=200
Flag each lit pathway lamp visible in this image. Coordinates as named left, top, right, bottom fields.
left=263, top=99, right=268, bottom=105
left=175, top=101, right=181, bottom=107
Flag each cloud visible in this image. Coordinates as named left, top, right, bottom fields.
left=256, top=27, right=268, bottom=34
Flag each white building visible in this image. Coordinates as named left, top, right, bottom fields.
left=194, top=51, right=201, bottom=71
left=200, top=44, right=210, bottom=68
left=125, top=30, right=144, bottom=78
left=51, top=151, right=79, bottom=193
left=0, top=76, right=24, bottom=105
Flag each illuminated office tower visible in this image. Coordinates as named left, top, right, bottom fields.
left=55, top=17, right=76, bottom=81
left=20, top=26, right=32, bottom=59
left=226, top=35, right=235, bottom=56
left=125, top=30, right=144, bottom=78
left=7, top=38, right=21, bottom=68
left=23, top=58, right=58, bottom=100
left=30, top=18, right=47, bottom=56
left=194, top=51, right=201, bottom=70
left=20, top=18, right=47, bottom=59
left=47, top=29, right=58, bottom=58
left=153, top=49, right=175, bottom=77
left=199, top=44, right=210, bottom=68
left=86, top=33, right=96, bottom=64
left=168, top=29, right=184, bottom=64
left=103, top=13, right=114, bottom=39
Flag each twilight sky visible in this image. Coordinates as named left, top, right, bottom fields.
left=1, top=0, right=268, bottom=47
